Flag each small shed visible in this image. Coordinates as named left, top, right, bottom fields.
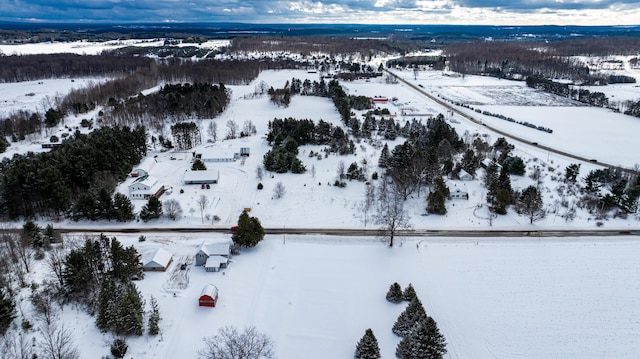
left=143, top=248, right=173, bottom=271
left=459, top=169, right=473, bottom=181
left=199, top=284, right=219, bottom=307
left=131, top=168, right=149, bottom=178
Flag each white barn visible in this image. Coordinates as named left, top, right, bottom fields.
left=128, top=174, right=164, bottom=200
left=195, top=148, right=240, bottom=163
left=143, top=248, right=173, bottom=271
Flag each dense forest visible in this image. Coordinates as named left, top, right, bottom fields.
left=0, top=126, right=147, bottom=219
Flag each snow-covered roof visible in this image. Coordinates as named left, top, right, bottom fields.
left=200, top=284, right=218, bottom=298
left=198, top=241, right=231, bottom=257
left=144, top=248, right=172, bottom=268
left=459, top=169, right=472, bottom=178
left=197, top=147, right=237, bottom=160
left=205, top=255, right=228, bottom=268
left=183, top=170, right=220, bottom=183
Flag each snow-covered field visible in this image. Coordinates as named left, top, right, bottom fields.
left=48, top=233, right=640, bottom=359
left=2, top=42, right=640, bottom=358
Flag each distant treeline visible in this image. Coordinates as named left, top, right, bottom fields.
left=0, top=53, right=153, bottom=83
left=229, top=36, right=417, bottom=57
left=526, top=75, right=609, bottom=107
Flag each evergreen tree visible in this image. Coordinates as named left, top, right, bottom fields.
left=192, top=158, right=207, bottom=171
left=396, top=317, right=447, bottom=359
left=232, top=211, right=266, bottom=248
left=427, top=177, right=450, bottom=215
left=515, top=185, right=545, bottom=224
left=148, top=295, right=161, bottom=335
left=112, top=193, right=135, bottom=222
left=386, top=282, right=404, bottom=303
left=0, top=288, right=16, bottom=335
left=403, top=283, right=417, bottom=301
left=355, top=328, right=381, bottom=359
left=110, top=338, right=128, bottom=359
left=378, top=143, right=390, bottom=168
left=504, top=156, right=526, bottom=176
left=393, top=297, right=428, bottom=337
left=139, top=196, right=163, bottom=222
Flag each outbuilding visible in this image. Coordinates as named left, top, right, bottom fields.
left=143, top=248, right=173, bottom=271
left=458, top=169, right=473, bottom=181
left=451, top=189, right=469, bottom=200
left=183, top=170, right=220, bottom=185
left=199, top=284, right=219, bottom=307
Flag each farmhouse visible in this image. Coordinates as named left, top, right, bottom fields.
left=142, top=248, right=173, bottom=271
left=183, top=170, right=220, bottom=185
left=199, top=284, right=219, bottom=307
left=451, top=189, right=469, bottom=200
left=195, top=147, right=240, bottom=163
left=195, top=241, right=232, bottom=267
left=128, top=174, right=164, bottom=200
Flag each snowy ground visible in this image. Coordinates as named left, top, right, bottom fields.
left=34, top=233, right=640, bottom=359
left=2, top=44, right=640, bottom=358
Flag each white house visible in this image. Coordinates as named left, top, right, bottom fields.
left=143, top=248, right=173, bottom=271
left=183, top=170, right=220, bottom=185
left=205, top=256, right=229, bottom=272
left=195, top=241, right=231, bottom=267
left=128, top=174, right=164, bottom=200
left=451, top=189, right=469, bottom=200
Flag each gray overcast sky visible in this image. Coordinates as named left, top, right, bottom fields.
left=2, top=0, right=639, bottom=25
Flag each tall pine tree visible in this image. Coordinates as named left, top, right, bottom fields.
left=386, top=282, right=403, bottom=303
left=396, top=317, right=447, bottom=359
left=354, top=328, right=381, bottom=359
left=393, top=297, right=428, bottom=337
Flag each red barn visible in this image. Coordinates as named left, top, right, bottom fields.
left=199, top=284, right=219, bottom=307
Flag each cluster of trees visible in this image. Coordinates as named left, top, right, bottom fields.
left=0, top=126, right=146, bottom=219
left=445, top=41, right=590, bottom=81
left=155, top=83, right=229, bottom=121
left=171, top=121, right=202, bottom=150
left=266, top=117, right=353, bottom=153
left=526, top=75, right=609, bottom=107
left=379, top=116, right=465, bottom=200
left=477, top=108, right=553, bottom=133
left=580, top=167, right=640, bottom=216
left=386, top=55, right=446, bottom=70
left=355, top=282, right=447, bottom=359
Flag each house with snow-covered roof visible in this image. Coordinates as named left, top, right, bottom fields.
left=128, top=174, right=164, bottom=200
left=195, top=241, right=231, bottom=268
left=143, top=248, right=173, bottom=271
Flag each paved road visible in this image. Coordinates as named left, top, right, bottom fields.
left=385, top=69, right=639, bottom=176
left=52, top=227, right=640, bottom=237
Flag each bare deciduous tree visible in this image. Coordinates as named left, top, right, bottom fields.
left=39, top=322, right=80, bottom=359
left=226, top=120, right=238, bottom=139
left=362, top=182, right=376, bottom=227
left=256, top=166, right=264, bottom=181
left=1, top=332, right=34, bottom=359
left=242, top=120, right=257, bottom=136
left=337, top=160, right=346, bottom=180
left=163, top=199, right=183, bottom=221
left=310, top=164, right=316, bottom=179
left=47, top=245, right=66, bottom=287
left=273, top=182, right=286, bottom=199
left=196, top=195, right=209, bottom=224
left=207, top=121, right=217, bottom=143
left=374, top=181, right=411, bottom=247
left=198, top=326, right=275, bottom=359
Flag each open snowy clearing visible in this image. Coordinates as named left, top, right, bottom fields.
left=37, top=233, right=640, bottom=359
